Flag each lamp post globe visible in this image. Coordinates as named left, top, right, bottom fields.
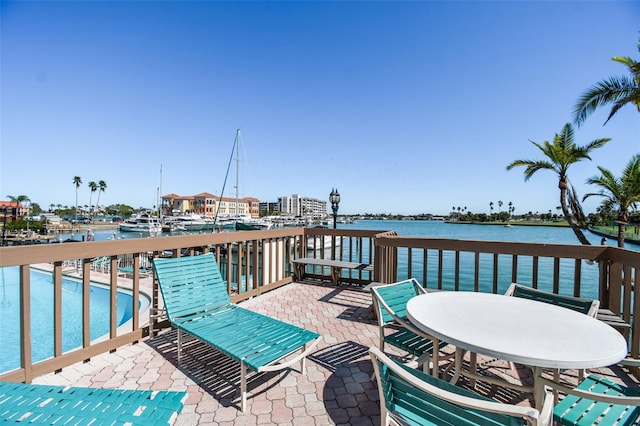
left=329, top=188, right=340, bottom=229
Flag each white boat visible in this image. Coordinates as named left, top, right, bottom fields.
left=163, top=214, right=208, bottom=231
left=119, top=213, right=162, bottom=233
left=307, top=235, right=342, bottom=250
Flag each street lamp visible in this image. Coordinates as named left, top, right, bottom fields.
left=330, top=188, right=340, bottom=229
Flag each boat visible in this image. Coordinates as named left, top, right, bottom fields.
left=213, top=129, right=271, bottom=232
left=119, top=213, right=162, bottom=233
left=163, top=214, right=208, bottom=231
left=307, top=235, right=342, bottom=250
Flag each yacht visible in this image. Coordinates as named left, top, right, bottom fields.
left=163, top=214, right=208, bottom=231
left=119, top=213, right=162, bottom=233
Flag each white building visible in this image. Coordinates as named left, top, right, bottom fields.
left=278, top=194, right=327, bottom=218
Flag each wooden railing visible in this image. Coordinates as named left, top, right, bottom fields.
left=1, top=226, right=638, bottom=383
left=0, top=228, right=306, bottom=383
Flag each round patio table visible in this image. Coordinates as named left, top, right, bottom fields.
left=406, top=291, right=628, bottom=407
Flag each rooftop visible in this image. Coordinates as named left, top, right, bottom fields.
left=31, top=279, right=637, bottom=425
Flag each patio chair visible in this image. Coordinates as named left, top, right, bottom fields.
left=537, top=373, right=640, bottom=425
left=370, top=278, right=450, bottom=373
left=152, top=253, right=322, bottom=411
left=370, top=347, right=553, bottom=426
left=504, top=283, right=599, bottom=317
left=505, top=283, right=600, bottom=383
left=0, top=381, right=186, bottom=425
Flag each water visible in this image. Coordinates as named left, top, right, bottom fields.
left=337, top=220, right=639, bottom=299
left=0, top=267, right=147, bottom=373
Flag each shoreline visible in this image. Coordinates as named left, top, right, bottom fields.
left=444, top=220, right=570, bottom=227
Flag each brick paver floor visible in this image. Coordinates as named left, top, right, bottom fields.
left=33, top=281, right=638, bottom=425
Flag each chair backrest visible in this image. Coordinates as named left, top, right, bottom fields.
left=371, top=278, right=425, bottom=325
left=505, top=283, right=599, bottom=317
left=369, top=347, right=538, bottom=425
left=152, top=253, right=231, bottom=321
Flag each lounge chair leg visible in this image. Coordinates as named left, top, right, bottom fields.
left=301, top=344, right=308, bottom=374
left=240, top=361, right=247, bottom=412
left=177, top=328, right=182, bottom=363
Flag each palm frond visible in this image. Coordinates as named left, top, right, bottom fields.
left=573, top=76, right=639, bottom=126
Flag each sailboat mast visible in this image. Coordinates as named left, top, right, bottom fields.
left=159, top=164, right=163, bottom=220
left=235, top=129, right=240, bottom=220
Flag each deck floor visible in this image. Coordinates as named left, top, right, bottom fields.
left=33, top=280, right=639, bottom=425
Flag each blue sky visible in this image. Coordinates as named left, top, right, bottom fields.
left=1, top=1, right=638, bottom=216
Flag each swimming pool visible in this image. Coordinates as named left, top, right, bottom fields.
left=0, top=267, right=150, bottom=373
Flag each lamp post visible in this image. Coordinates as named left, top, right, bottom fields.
left=330, top=188, right=340, bottom=229
left=329, top=188, right=340, bottom=261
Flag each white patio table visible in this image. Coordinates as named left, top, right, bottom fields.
left=406, top=291, right=628, bottom=408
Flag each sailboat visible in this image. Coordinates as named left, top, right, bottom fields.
left=213, top=130, right=272, bottom=232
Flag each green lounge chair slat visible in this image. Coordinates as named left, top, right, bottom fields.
left=153, top=253, right=322, bottom=411
left=0, top=382, right=186, bottom=425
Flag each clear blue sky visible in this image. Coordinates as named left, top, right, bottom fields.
left=1, top=1, right=638, bottom=216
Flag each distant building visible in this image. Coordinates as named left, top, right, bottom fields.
left=0, top=200, right=24, bottom=224
left=278, top=194, right=327, bottom=218
left=161, top=193, right=260, bottom=219
left=260, top=202, right=280, bottom=214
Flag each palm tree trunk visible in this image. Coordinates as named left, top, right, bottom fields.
left=560, top=187, right=592, bottom=245
left=617, top=223, right=625, bottom=248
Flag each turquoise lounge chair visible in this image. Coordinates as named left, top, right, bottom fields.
left=0, top=381, right=186, bottom=425
left=152, top=253, right=322, bottom=411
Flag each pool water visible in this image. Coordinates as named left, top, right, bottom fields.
left=0, top=267, right=145, bottom=373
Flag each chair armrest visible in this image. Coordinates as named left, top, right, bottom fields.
left=620, top=357, right=640, bottom=368
left=538, top=376, right=640, bottom=406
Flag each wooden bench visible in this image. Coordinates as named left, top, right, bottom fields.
left=291, top=257, right=373, bottom=285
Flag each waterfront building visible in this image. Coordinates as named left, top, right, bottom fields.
left=161, top=193, right=260, bottom=219
left=278, top=194, right=327, bottom=218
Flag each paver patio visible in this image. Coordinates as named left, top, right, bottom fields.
left=32, top=280, right=638, bottom=425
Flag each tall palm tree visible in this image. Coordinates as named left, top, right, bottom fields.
left=95, top=180, right=107, bottom=217
left=573, top=40, right=640, bottom=126
left=489, top=201, right=494, bottom=220
left=506, top=123, right=610, bottom=245
left=583, top=154, right=640, bottom=247
left=73, top=176, right=82, bottom=221
left=88, top=181, right=97, bottom=217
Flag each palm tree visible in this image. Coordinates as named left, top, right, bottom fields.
left=583, top=154, right=640, bottom=247
left=88, top=181, right=97, bottom=217
left=573, top=39, right=640, bottom=126
left=506, top=123, right=610, bottom=245
left=73, top=176, right=82, bottom=221
left=95, top=180, right=107, bottom=218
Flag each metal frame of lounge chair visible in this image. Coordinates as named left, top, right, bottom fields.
left=152, top=253, right=322, bottom=412
left=0, top=381, right=186, bottom=425
left=370, top=347, right=553, bottom=426
left=370, top=278, right=452, bottom=374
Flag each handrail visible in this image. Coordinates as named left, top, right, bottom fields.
left=1, top=226, right=638, bottom=383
